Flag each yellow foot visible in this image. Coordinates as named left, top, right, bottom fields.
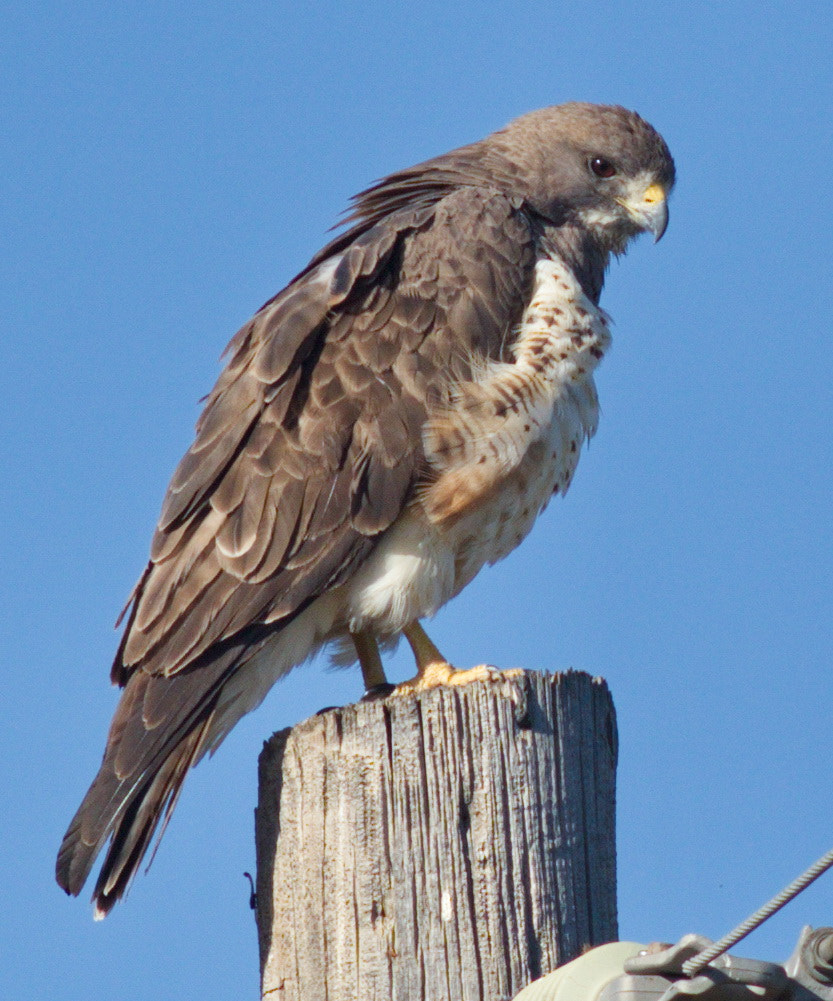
left=395, top=621, right=527, bottom=719
left=392, top=661, right=526, bottom=716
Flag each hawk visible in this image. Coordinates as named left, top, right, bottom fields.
left=57, top=102, right=675, bottom=916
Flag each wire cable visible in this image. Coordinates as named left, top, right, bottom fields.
left=682, top=845, right=833, bottom=977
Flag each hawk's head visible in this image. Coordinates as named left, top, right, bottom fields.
left=488, top=102, right=676, bottom=250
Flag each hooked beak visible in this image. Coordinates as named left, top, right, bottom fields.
left=617, top=182, right=669, bottom=242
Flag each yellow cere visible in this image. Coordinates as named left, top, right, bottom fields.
left=643, top=183, right=666, bottom=204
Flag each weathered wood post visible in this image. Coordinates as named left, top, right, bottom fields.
left=254, top=669, right=618, bottom=1001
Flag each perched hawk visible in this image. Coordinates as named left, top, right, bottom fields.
left=57, top=103, right=675, bottom=916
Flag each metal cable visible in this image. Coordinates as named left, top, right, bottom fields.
left=682, top=845, right=833, bottom=977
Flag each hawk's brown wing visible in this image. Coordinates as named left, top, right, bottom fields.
left=114, top=185, right=536, bottom=682
left=56, top=185, right=536, bottom=912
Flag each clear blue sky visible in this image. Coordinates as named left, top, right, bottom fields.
left=4, top=3, right=833, bottom=998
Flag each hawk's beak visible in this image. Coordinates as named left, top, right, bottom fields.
left=617, top=182, right=669, bottom=242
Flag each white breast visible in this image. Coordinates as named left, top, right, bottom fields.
left=344, top=257, right=612, bottom=639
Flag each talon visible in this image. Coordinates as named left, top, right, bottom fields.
left=392, top=658, right=481, bottom=695
left=388, top=621, right=527, bottom=716
left=443, top=663, right=508, bottom=686
left=361, top=682, right=396, bottom=701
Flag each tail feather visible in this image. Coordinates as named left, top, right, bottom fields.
left=55, top=707, right=218, bottom=916
left=92, top=717, right=213, bottom=917
left=55, top=644, right=247, bottom=915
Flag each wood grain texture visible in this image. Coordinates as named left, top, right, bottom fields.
left=255, top=670, right=618, bottom=1001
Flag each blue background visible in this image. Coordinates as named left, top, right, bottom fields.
left=4, top=3, right=833, bottom=997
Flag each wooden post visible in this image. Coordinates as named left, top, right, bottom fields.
left=254, top=670, right=618, bottom=1001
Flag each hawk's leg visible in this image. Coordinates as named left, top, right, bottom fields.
left=351, top=629, right=393, bottom=698
left=395, top=621, right=522, bottom=694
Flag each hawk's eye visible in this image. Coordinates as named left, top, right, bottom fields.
left=589, top=156, right=616, bottom=179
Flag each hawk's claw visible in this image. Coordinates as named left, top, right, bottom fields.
left=391, top=661, right=527, bottom=722
left=361, top=682, right=396, bottom=701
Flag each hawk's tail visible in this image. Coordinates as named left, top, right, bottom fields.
left=55, top=654, right=233, bottom=918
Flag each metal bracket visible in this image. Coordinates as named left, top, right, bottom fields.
left=511, top=927, right=833, bottom=1001
left=616, top=933, right=789, bottom=1001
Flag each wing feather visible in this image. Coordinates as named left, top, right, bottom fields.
left=112, top=186, right=535, bottom=687
left=214, top=469, right=271, bottom=559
